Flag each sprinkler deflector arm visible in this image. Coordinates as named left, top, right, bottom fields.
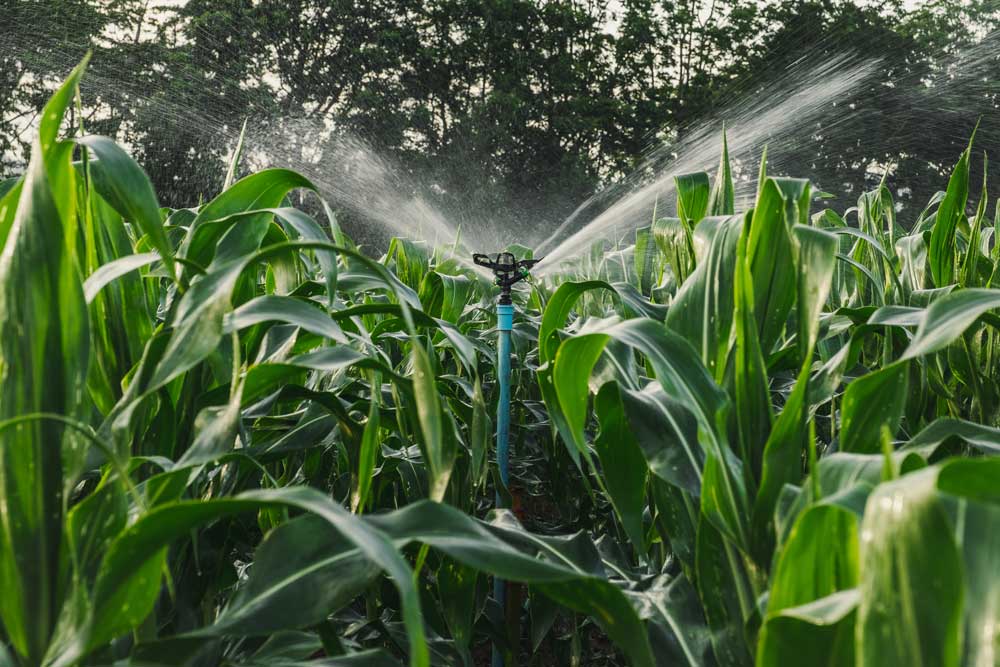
left=473, top=252, right=539, bottom=305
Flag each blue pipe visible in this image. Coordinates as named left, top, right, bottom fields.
left=495, top=303, right=514, bottom=494
left=492, top=302, right=514, bottom=667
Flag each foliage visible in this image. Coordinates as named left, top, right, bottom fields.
left=3, top=59, right=1000, bottom=667
left=4, top=0, right=1000, bottom=231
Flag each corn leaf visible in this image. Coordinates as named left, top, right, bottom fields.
left=0, top=57, right=89, bottom=664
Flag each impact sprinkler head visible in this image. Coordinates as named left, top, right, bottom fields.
left=473, top=252, right=540, bottom=304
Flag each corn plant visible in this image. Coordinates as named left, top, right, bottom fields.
left=2, top=58, right=1000, bottom=667
left=535, top=127, right=1000, bottom=666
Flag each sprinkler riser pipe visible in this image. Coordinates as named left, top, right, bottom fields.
left=492, top=302, right=515, bottom=667
left=496, top=303, right=514, bottom=493
left=497, top=303, right=514, bottom=331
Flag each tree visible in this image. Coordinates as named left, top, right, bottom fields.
left=0, top=0, right=105, bottom=171
left=3, top=0, right=998, bottom=231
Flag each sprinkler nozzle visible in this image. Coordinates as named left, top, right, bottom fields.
left=473, top=252, right=540, bottom=304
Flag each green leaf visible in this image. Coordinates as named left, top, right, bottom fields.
left=793, top=225, right=838, bottom=362
left=80, top=192, right=157, bottom=414
left=665, top=215, right=742, bottom=379
left=756, top=590, right=859, bottom=667
left=895, top=233, right=927, bottom=295
left=386, top=237, right=430, bottom=291
left=538, top=280, right=614, bottom=365
left=134, top=237, right=411, bottom=399
left=146, top=255, right=242, bottom=390
left=0, top=642, right=13, bottom=667
left=367, top=306, right=477, bottom=372
left=175, top=381, right=244, bottom=467
left=224, top=118, right=248, bottom=190
left=82, top=252, right=160, bottom=303
left=949, top=498, right=1000, bottom=667
left=437, top=557, right=478, bottom=657
left=0, top=56, right=89, bottom=664
left=179, top=169, right=316, bottom=270
left=536, top=280, right=617, bottom=468
left=552, top=325, right=611, bottom=458
left=901, top=288, right=1000, bottom=360
left=234, top=347, right=399, bottom=407
left=553, top=317, right=747, bottom=547
left=367, top=501, right=656, bottom=667
left=751, top=360, right=809, bottom=560
left=651, top=477, right=698, bottom=569
left=903, top=417, right=1000, bottom=457
left=76, top=135, right=175, bottom=281
left=767, top=505, right=859, bottom=615
left=839, top=363, right=908, bottom=453
left=747, top=177, right=810, bottom=354
left=937, top=457, right=1000, bottom=505
left=633, top=224, right=657, bottom=294
left=856, top=469, right=963, bottom=667
left=815, top=453, right=924, bottom=498
left=470, top=377, right=490, bottom=488
left=933, top=459, right=1000, bottom=666
left=204, top=514, right=380, bottom=636
left=731, top=213, right=772, bottom=481
left=694, top=515, right=754, bottom=667
left=866, top=305, right=923, bottom=327
left=620, top=384, right=704, bottom=497
left=652, top=216, right=695, bottom=285
left=419, top=271, right=473, bottom=323
left=0, top=178, right=22, bottom=249
left=594, top=382, right=650, bottom=555
left=353, top=372, right=382, bottom=511
left=610, top=280, right=668, bottom=320
left=412, top=340, right=452, bottom=502
left=756, top=145, right=768, bottom=200
left=554, top=317, right=728, bottom=452
left=928, top=132, right=974, bottom=287
left=0, top=176, right=17, bottom=201
left=226, top=295, right=347, bottom=343
left=675, top=172, right=711, bottom=227
left=749, top=224, right=837, bottom=555
left=634, top=575, right=716, bottom=666
left=88, top=487, right=428, bottom=666
left=959, top=153, right=989, bottom=288
left=273, top=206, right=339, bottom=306
left=66, top=474, right=128, bottom=585
left=237, top=650, right=401, bottom=667
left=709, top=129, right=735, bottom=216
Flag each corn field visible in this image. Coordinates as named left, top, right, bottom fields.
left=3, top=59, right=1000, bottom=667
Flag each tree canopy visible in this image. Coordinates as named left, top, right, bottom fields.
left=2, top=0, right=998, bottom=240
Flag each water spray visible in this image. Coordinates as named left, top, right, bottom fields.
left=473, top=251, right=539, bottom=667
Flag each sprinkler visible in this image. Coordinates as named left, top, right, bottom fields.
left=473, top=253, right=539, bottom=492
left=474, top=252, right=539, bottom=306
left=473, top=252, right=539, bottom=667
